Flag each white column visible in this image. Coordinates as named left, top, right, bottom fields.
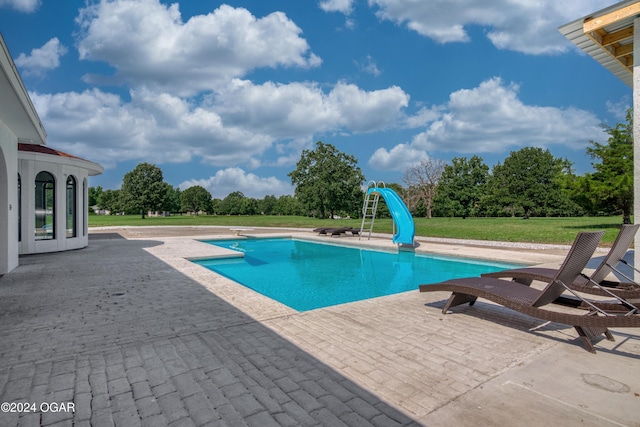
left=634, top=17, right=640, bottom=277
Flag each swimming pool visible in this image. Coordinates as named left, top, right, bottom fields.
left=194, top=238, right=520, bottom=311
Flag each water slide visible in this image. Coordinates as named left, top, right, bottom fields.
left=367, top=187, right=415, bottom=246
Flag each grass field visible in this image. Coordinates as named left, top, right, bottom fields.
left=89, top=214, right=628, bottom=246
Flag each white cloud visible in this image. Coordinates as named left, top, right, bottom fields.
left=326, top=82, right=409, bottom=132
left=14, top=38, right=67, bottom=75
left=179, top=168, right=294, bottom=199
left=30, top=79, right=410, bottom=170
left=403, top=106, right=442, bottom=128
left=215, top=79, right=409, bottom=136
left=319, top=0, right=354, bottom=14
left=414, top=78, right=606, bottom=152
left=368, top=0, right=613, bottom=54
left=0, top=0, right=39, bottom=13
left=369, top=144, right=427, bottom=171
left=21, top=2, right=411, bottom=175
left=344, top=18, right=356, bottom=30
left=357, top=55, right=381, bottom=76
left=30, top=89, right=160, bottom=169
left=605, top=97, right=631, bottom=121
left=370, top=77, right=606, bottom=171
left=75, top=0, right=321, bottom=96
left=30, top=88, right=274, bottom=169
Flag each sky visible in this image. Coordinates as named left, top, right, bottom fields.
left=0, top=0, right=632, bottom=199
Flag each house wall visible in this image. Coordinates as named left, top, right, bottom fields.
left=1, top=33, right=100, bottom=268
left=0, top=120, right=18, bottom=274
left=635, top=17, right=640, bottom=280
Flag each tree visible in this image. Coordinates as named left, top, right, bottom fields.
left=552, top=161, right=586, bottom=217
left=289, top=141, right=365, bottom=218
left=483, top=147, right=574, bottom=217
left=403, top=158, right=446, bottom=218
left=120, top=163, right=166, bottom=218
left=164, top=184, right=182, bottom=213
left=260, top=195, right=278, bottom=215
left=219, top=191, right=247, bottom=215
left=210, top=198, right=222, bottom=215
left=244, top=198, right=260, bottom=215
left=582, top=110, right=633, bottom=223
left=180, top=185, right=212, bottom=215
left=97, top=189, right=122, bottom=214
left=88, top=186, right=102, bottom=207
left=275, top=195, right=304, bottom=215
left=433, top=156, right=489, bottom=218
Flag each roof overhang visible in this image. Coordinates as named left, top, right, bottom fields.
left=18, top=143, right=104, bottom=176
left=0, top=33, right=47, bottom=144
left=559, top=0, right=640, bottom=88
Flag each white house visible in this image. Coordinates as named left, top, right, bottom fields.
left=559, top=0, right=638, bottom=273
left=0, top=33, right=103, bottom=275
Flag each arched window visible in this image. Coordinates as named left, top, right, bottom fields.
left=66, top=176, right=77, bottom=238
left=35, top=171, right=55, bottom=240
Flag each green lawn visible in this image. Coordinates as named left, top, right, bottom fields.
left=89, top=214, right=627, bottom=246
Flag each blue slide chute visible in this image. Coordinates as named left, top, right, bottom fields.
left=367, top=187, right=415, bottom=246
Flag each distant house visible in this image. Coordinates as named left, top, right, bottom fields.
left=147, top=211, right=171, bottom=217
left=0, top=33, right=103, bottom=274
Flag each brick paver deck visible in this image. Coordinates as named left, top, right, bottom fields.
left=1, top=228, right=639, bottom=426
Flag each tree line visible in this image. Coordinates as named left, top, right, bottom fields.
left=425, top=110, right=633, bottom=222
left=89, top=110, right=633, bottom=222
left=89, top=163, right=305, bottom=217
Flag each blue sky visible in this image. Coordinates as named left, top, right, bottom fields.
left=0, top=0, right=632, bottom=198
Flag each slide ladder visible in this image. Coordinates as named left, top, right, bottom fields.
left=359, top=181, right=383, bottom=240
left=359, top=180, right=415, bottom=247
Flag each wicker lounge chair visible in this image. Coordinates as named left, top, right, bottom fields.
left=419, top=230, right=640, bottom=353
left=482, top=224, right=640, bottom=300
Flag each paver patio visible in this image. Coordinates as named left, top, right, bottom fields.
left=1, top=227, right=639, bottom=426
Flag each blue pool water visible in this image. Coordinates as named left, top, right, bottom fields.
left=195, top=238, right=519, bottom=312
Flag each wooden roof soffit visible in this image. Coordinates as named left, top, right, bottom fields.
left=583, top=2, right=640, bottom=73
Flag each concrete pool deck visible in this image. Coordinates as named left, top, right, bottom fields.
left=0, top=227, right=638, bottom=426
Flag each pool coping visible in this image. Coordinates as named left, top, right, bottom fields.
left=190, top=235, right=528, bottom=313
left=94, top=227, right=614, bottom=325
left=139, top=231, right=572, bottom=321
